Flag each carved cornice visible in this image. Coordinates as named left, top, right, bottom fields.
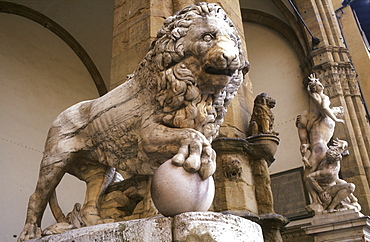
left=309, top=45, right=351, bottom=66
left=311, top=63, right=360, bottom=98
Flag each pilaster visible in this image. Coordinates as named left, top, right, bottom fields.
left=111, top=0, right=173, bottom=89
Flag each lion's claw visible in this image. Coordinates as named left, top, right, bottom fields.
left=184, top=154, right=201, bottom=173
left=172, top=147, right=187, bottom=166
left=171, top=129, right=216, bottom=180
left=199, top=148, right=216, bottom=179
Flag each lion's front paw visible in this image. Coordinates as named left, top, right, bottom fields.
left=18, top=223, right=42, bottom=242
left=171, top=130, right=216, bottom=179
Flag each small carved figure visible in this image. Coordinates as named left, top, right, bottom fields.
left=248, top=93, right=279, bottom=136
left=306, top=139, right=361, bottom=212
left=18, top=3, right=249, bottom=241
left=296, top=73, right=345, bottom=211
left=42, top=202, right=84, bottom=236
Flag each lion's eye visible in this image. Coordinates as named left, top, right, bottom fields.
left=202, top=34, right=214, bottom=42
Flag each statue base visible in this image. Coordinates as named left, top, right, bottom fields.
left=303, top=209, right=370, bottom=241
left=29, top=212, right=263, bottom=242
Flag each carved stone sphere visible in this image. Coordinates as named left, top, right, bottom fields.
left=151, top=160, right=215, bottom=217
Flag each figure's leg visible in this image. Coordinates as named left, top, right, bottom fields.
left=327, top=183, right=355, bottom=211
left=304, top=168, right=320, bottom=205
left=296, top=113, right=309, bottom=143
left=296, top=114, right=312, bottom=168
left=18, top=154, right=69, bottom=241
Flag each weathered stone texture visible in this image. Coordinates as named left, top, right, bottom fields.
left=111, top=0, right=253, bottom=133
left=19, top=3, right=250, bottom=241
left=212, top=138, right=258, bottom=214
left=29, top=213, right=262, bottom=242
left=173, top=212, right=263, bottom=242
left=110, top=0, right=173, bottom=88
left=29, top=216, right=173, bottom=242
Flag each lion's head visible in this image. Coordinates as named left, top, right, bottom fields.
left=136, top=3, right=249, bottom=142
left=254, top=93, right=276, bottom=109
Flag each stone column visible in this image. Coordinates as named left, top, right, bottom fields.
left=110, top=0, right=173, bottom=89
left=295, top=0, right=370, bottom=214
left=211, top=138, right=259, bottom=216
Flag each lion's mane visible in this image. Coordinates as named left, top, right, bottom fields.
left=134, top=3, right=246, bottom=142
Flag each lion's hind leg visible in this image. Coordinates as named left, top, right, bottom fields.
left=68, top=161, right=116, bottom=226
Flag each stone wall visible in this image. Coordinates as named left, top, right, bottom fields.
left=0, top=13, right=99, bottom=240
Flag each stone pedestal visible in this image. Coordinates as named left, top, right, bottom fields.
left=303, top=209, right=370, bottom=241
left=211, top=138, right=258, bottom=214
left=212, top=137, right=288, bottom=242
left=29, top=212, right=263, bottom=242
left=173, top=212, right=263, bottom=241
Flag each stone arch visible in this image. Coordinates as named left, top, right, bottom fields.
left=0, top=1, right=107, bottom=96
left=241, top=8, right=308, bottom=72
left=241, top=8, right=309, bottom=174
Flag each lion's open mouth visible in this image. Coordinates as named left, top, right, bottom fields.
left=205, top=67, right=235, bottom=77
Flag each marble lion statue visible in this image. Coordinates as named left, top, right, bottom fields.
left=247, top=93, right=278, bottom=136
left=19, top=2, right=249, bottom=241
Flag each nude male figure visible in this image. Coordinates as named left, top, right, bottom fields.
left=306, top=140, right=360, bottom=212
left=296, top=73, right=344, bottom=209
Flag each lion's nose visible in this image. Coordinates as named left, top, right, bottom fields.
left=222, top=52, right=237, bottom=66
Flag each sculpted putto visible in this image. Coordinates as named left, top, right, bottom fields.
left=19, top=3, right=249, bottom=241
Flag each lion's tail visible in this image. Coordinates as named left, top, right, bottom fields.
left=49, top=191, right=68, bottom=223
